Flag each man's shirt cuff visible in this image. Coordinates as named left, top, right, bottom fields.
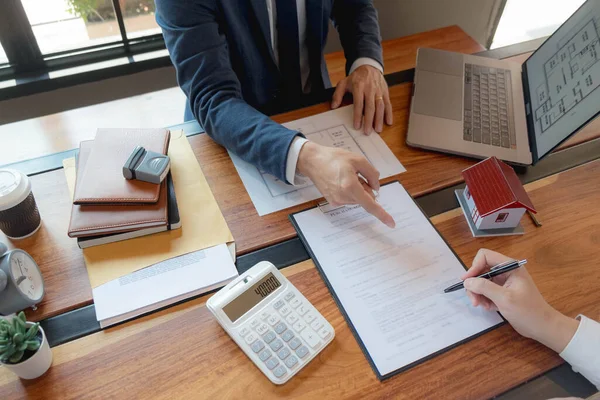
left=559, top=315, right=600, bottom=390
left=349, top=57, right=384, bottom=75
left=285, top=136, right=309, bottom=185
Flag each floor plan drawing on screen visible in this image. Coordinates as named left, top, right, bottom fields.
left=534, top=17, right=600, bottom=133
left=229, top=106, right=406, bottom=216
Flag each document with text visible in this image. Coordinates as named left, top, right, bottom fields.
left=290, top=182, right=503, bottom=379
left=229, top=106, right=405, bottom=216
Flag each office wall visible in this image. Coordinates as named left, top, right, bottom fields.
left=325, top=0, right=504, bottom=53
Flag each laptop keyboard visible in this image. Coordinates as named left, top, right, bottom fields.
left=464, top=63, right=516, bottom=148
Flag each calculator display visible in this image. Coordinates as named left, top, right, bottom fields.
left=223, top=273, right=282, bottom=322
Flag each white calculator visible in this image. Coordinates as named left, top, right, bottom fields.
left=207, top=261, right=335, bottom=384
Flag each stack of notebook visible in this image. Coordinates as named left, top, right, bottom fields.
left=68, top=128, right=181, bottom=249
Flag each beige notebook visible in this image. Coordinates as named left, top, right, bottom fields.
left=68, top=141, right=168, bottom=238
left=73, top=128, right=170, bottom=205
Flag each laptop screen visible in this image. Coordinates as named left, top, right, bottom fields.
left=525, top=0, right=600, bottom=160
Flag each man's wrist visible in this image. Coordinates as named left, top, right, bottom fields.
left=349, top=57, right=384, bottom=76
left=297, top=141, right=320, bottom=178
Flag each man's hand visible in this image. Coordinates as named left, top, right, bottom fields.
left=297, top=142, right=395, bottom=228
left=462, top=249, right=579, bottom=353
left=331, top=65, right=393, bottom=135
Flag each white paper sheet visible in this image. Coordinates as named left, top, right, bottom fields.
left=229, top=106, right=406, bottom=215
left=94, top=243, right=238, bottom=328
left=292, top=182, right=503, bottom=377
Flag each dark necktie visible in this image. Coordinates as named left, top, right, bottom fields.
left=275, top=0, right=302, bottom=97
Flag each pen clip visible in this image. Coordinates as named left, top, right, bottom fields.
left=490, top=260, right=516, bottom=270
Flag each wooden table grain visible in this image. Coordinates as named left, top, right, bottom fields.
left=2, top=160, right=598, bottom=399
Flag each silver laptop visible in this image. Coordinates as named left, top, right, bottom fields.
left=407, top=0, right=600, bottom=165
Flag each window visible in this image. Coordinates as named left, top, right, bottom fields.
left=122, top=0, right=161, bottom=39
left=0, top=0, right=165, bottom=79
left=495, top=213, right=509, bottom=223
left=22, top=0, right=120, bottom=55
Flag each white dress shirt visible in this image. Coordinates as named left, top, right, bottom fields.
left=559, top=315, right=600, bottom=389
left=264, top=0, right=383, bottom=184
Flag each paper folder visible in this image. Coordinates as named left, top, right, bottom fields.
left=64, top=130, right=235, bottom=288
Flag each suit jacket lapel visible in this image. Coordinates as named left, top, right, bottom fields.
left=249, top=0, right=276, bottom=64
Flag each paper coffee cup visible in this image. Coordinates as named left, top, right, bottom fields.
left=0, top=169, right=42, bottom=240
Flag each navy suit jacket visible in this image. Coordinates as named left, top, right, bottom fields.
left=156, top=0, right=383, bottom=182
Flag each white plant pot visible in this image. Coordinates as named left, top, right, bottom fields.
left=1, top=324, right=53, bottom=379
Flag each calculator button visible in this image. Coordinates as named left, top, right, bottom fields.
left=296, top=345, right=309, bottom=359
left=251, top=340, right=265, bottom=353
left=273, top=365, right=287, bottom=378
left=274, top=322, right=287, bottom=335
left=250, top=319, right=261, bottom=329
left=288, top=337, right=302, bottom=350
left=289, top=298, right=302, bottom=309
left=259, top=349, right=271, bottom=362
left=284, top=292, right=295, bottom=301
left=317, top=327, right=331, bottom=339
left=270, top=339, right=283, bottom=352
left=260, top=311, right=271, bottom=320
left=285, top=355, right=299, bottom=368
left=300, top=330, right=321, bottom=349
left=267, top=315, right=280, bottom=326
left=297, top=305, right=308, bottom=316
left=293, top=320, right=307, bottom=333
left=265, top=357, right=279, bottom=370
left=273, top=300, right=285, bottom=310
left=310, top=320, right=324, bottom=331
left=256, top=323, right=269, bottom=335
left=245, top=333, right=257, bottom=345
left=281, top=330, right=294, bottom=342
left=303, top=312, right=316, bottom=324
left=277, top=347, right=291, bottom=360
left=279, top=305, right=291, bottom=316
left=238, top=327, right=250, bottom=337
left=263, top=331, right=276, bottom=344
left=286, top=313, right=299, bottom=325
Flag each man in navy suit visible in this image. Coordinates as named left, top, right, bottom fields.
left=156, top=0, right=395, bottom=227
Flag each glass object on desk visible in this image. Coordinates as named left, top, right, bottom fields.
left=21, top=0, right=120, bottom=55
left=121, top=0, right=161, bottom=39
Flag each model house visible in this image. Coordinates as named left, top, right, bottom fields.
left=462, top=157, right=536, bottom=230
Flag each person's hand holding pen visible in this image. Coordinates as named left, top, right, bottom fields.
left=461, top=249, right=579, bottom=353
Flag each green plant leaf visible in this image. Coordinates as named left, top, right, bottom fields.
left=25, top=324, right=39, bottom=340
left=0, top=338, right=9, bottom=345
left=17, top=311, right=26, bottom=323
left=13, top=332, right=23, bottom=345
left=9, top=350, right=24, bottom=363
left=18, top=342, right=27, bottom=352
left=1, top=344, right=16, bottom=361
left=26, top=340, right=40, bottom=351
left=14, top=317, right=26, bottom=335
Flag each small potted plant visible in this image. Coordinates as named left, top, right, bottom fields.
left=0, top=312, right=53, bottom=379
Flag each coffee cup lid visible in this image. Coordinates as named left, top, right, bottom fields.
left=0, top=169, right=31, bottom=212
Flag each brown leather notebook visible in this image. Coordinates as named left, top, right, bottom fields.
left=68, top=141, right=168, bottom=238
left=73, top=128, right=170, bottom=205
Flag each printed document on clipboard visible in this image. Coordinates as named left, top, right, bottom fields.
left=229, top=106, right=406, bottom=216
left=289, top=182, right=504, bottom=380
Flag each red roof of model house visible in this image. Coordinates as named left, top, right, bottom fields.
left=462, top=157, right=536, bottom=217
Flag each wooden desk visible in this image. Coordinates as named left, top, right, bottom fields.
left=1, top=26, right=489, bottom=322
left=2, top=160, right=598, bottom=399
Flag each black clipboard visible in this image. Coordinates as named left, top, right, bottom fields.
left=289, top=181, right=505, bottom=381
